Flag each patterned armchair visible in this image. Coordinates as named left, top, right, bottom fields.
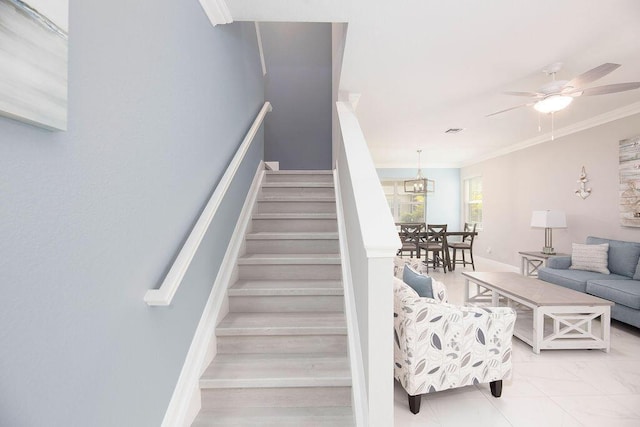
left=393, top=277, right=516, bottom=414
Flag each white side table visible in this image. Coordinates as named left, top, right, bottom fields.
left=519, top=251, right=570, bottom=277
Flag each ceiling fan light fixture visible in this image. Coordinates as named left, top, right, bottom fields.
left=534, top=95, right=573, bottom=114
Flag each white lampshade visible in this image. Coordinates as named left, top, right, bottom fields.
left=531, top=210, right=567, bottom=228
left=534, top=95, right=573, bottom=114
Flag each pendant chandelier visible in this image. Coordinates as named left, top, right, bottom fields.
left=404, top=149, right=434, bottom=193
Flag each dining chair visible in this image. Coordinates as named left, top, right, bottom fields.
left=449, top=223, right=477, bottom=271
left=419, top=224, right=449, bottom=273
left=396, top=223, right=425, bottom=258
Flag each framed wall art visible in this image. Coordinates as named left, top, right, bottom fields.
left=620, top=135, right=640, bottom=227
left=0, top=0, right=68, bottom=130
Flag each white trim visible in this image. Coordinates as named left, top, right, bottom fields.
left=333, top=169, right=368, bottom=427
left=336, top=101, right=400, bottom=259
left=460, top=100, right=640, bottom=167
left=198, top=0, right=233, bottom=26
left=254, top=22, right=267, bottom=76
left=160, top=163, right=266, bottom=427
left=264, top=161, right=279, bottom=171
left=144, top=102, right=272, bottom=306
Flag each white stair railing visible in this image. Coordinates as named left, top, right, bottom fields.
left=144, top=102, right=272, bottom=306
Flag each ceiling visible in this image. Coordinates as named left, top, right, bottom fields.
left=220, top=0, right=640, bottom=169
left=339, top=0, right=640, bottom=168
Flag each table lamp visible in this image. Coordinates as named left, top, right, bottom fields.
left=531, top=210, right=567, bottom=255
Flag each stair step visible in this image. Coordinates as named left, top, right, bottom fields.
left=200, top=353, right=351, bottom=388
left=262, top=182, right=334, bottom=188
left=266, top=170, right=333, bottom=175
left=238, top=253, right=340, bottom=265
left=229, top=294, right=344, bottom=313
left=252, top=217, right=337, bottom=232
left=217, top=334, right=348, bottom=355
left=256, top=199, right=336, bottom=214
left=246, top=231, right=338, bottom=240
left=265, top=170, right=333, bottom=185
left=216, top=312, right=347, bottom=336
left=200, top=385, right=352, bottom=409
left=251, top=213, right=337, bottom=219
left=229, top=280, right=343, bottom=296
left=245, top=232, right=339, bottom=253
left=239, top=262, right=341, bottom=280
left=192, top=406, right=354, bottom=426
left=258, top=195, right=335, bottom=201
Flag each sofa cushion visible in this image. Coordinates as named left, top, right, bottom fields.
left=570, top=243, right=610, bottom=274
left=538, top=267, right=629, bottom=293
left=634, top=258, right=640, bottom=281
left=586, top=279, right=639, bottom=309
left=586, top=236, right=640, bottom=278
left=547, top=256, right=571, bottom=269
left=403, top=265, right=433, bottom=298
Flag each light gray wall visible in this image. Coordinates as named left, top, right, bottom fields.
left=0, top=1, right=264, bottom=425
left=461, top=114, right=640, bottom=267
left=376, top=168, right=462, bottom=230
left=261, top=23, right=332, bottom=170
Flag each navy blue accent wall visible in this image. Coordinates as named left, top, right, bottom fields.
left=261, top=23, right=332, bottom=170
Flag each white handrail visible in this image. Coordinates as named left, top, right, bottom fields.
left=144, top=102, right=272, bottom=306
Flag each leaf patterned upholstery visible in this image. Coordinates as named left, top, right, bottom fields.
left=393, top=278, right=516, bottom=396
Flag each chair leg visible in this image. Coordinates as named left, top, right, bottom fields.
left=469, top=248, right=475, bottom=271
left=408, top=394, right=422, bottom=414
left=490, top=380, right=502, bottom=398
left=451, top=248, right=457, bottom=271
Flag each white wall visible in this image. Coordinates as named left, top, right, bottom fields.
left=461, top=113, right=640, bottom=268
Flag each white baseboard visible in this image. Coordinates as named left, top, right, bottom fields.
left=161, top=162, right=265, bottom=427
left=333, top=168, right=368, bottom=427
left=264, top=161, right=279, bottom=171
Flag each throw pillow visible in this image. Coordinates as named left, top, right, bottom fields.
left=570, top=243, right=610, bottom=274
left=402, top=265, right=434, bottom=298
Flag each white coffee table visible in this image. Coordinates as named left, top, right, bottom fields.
left=462, top=271, right=613, bottom=354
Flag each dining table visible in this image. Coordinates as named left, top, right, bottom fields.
left=396, top=224, right=478, bottom=271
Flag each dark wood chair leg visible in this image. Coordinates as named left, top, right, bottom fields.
left=470, top=249, right=475, bottom=271
left=451, top=248, right=457, bottom=270
left=490, top=380, right=502, bottom=398
left=408, top=394, right=422, bottom=414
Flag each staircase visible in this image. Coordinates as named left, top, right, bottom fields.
left=192, top=170, right=354, bottom=426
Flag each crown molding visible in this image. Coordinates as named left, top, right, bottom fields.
left=199, top=0, right=233, bottom=26
left=460, top=101, right=640, bottom=168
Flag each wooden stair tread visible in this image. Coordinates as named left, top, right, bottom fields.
left=192, top=406, right=354, bottom=426
left=217, top=312, right=347, bottom=336
left=200, top=353, right=351, bottom=388
left=238, top=253, right=340, bottom=265
left=229, top=280, right=343, bottom=296
left=258, top=195, right=336, bottom=201
left=253, top=213, right=337, bottom=219
left=262, top=182, right=334, bottom=188
left=246, top=231, right=338, bottom=239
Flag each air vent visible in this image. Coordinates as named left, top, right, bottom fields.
left=445, top=128, right=464, bottom=134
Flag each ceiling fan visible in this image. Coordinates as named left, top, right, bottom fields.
left=487, top=62, right=640, bottom=117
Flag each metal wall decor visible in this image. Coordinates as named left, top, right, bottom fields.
left=620, top=136, right=640, bottom=227
left=574, top=166, right=592, bottom=199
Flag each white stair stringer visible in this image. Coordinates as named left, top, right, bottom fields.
left=192, top=170, right=354, bottom=426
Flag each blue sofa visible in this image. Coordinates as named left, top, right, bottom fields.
left=538, top=236, right=640, bottom=328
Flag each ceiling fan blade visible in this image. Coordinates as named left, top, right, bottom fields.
left=486, top=103, right=533, bottom=117
left=579, top=82, right=640, bottom=96
left=503, top=91, right=543, bottom=98
left=568, top=63, right=621, bottom=88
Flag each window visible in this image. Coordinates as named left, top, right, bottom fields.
left=382, top=180, right=425, bottom=223
left=464, top=176, right=482, bottom=230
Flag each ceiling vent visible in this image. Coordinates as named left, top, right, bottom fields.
left=445, top=128, right=464, bottom=134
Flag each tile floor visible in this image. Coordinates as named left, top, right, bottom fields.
left=394, top=257, right=640, bottom=427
